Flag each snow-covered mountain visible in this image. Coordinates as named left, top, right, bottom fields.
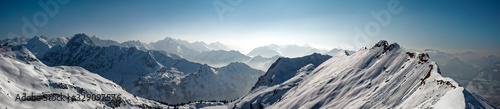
left=0, top=45, right=166, bottom=108
left=2, top=36, right=67, bottom=56
left=25, top=36, right=71, bottom=58
left=0, top=37, right=28, bottom=46
left=39, top=33, right=265, bottom=104
left=230, top=40, right=495, bottom=109
left=26, top=36, right=51, bottom=56
left=46, top=37, right=70, bottom=47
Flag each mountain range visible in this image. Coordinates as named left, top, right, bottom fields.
left=0, top=34, right=497, bottom=108
left=38, top=34, right=265, bottom=104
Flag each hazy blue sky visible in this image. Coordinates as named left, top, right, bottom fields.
left=0, top=0, right=499, bottom=55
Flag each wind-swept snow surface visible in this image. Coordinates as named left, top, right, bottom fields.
left=231, top=40, right=495, bottom=109
left=0, top=45, right=166, bottom=108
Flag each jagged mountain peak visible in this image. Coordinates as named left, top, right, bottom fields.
left=373, top=40, right=389, bottom=48
left=372, top=40, right=400, bottom=52
left=26, top=36, right=52, bottom=56
left=66, top=33, right=95, bottom=48
left=27, top=36, right=50, bottom=45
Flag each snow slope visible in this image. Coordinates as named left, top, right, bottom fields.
left=253, top=53, right=332, bottom=89
left=230, top=53, right=333, bottom=109
left=40, top=33, right=265, bottom=104
left=0, top=45, right=166, bottom=108
left=231, top=40, right=495, bottom=109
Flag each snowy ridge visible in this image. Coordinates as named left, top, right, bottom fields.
left=39, top=34, right=265, bottom=104
left=0, top=45, right=166, bottom=108
left=253, top=53, right=332, bottom=89
left=230, top=40, right=495, bottom=109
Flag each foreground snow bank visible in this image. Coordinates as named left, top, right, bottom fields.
left=0, top=45, right=166, bottom=108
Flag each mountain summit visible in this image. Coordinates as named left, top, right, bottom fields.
left=66, top=33, right=96, bottom=49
